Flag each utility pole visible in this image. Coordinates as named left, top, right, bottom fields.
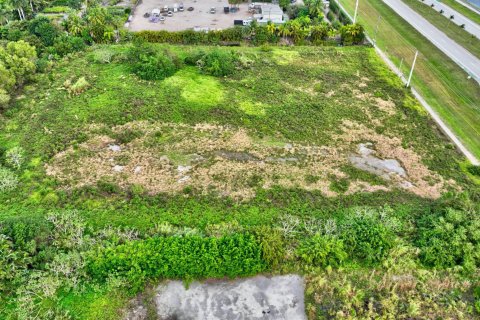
left=353, top=0, right=359, bottom=23
left=373, top=15, right=382, bottom=44
left=406, top=50, right=418, bottom=87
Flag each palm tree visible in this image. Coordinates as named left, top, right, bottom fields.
left=277, top=23, right=291, bottom=39
left=288, top=20, right=308, bottom=43
left=266, top=21, right=276, bottom=35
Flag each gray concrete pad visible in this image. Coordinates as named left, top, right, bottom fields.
left=349, top=143, right=407, bottom=179
left=154, top=274, right=306, bottom=320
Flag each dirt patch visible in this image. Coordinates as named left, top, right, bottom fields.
left=337, top=120, right=450, bottom=198
left=46, top=121, right=450, bottom=199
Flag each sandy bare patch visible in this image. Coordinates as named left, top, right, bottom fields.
left=374, top=97, right=397, bottom=116
left=45, top=121, right=450, bottom=200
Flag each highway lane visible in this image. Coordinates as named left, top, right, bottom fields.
left=383, top=0, right=480, bottom=83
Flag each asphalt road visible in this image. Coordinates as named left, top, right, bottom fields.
left=383, top=0, right=480, bottom=83
left=423, top=0, right=480, bottom=38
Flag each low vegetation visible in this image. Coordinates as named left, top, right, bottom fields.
left=0, top=42, right=478, bottom=319
left=0, top=0, right=479, bottom=318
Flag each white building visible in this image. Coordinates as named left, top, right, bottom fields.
left=250, top=3, right=286, bottom=24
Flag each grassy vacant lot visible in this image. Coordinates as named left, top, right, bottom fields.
left=402, top=0, right=480, bottom=59
left=441, top=0, right=480, bottom=25
left=341, top=0, right=480, bottom=160
left=0, top=44, right=478, bottom=319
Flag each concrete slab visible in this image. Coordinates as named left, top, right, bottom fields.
left=154, top=274, right=306, bottom=320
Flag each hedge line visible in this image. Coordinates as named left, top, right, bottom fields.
left=87, top=234, right=265, bottom=287
left=133, top=28, right=246, bottom=45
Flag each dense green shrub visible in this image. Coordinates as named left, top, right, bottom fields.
left=339, top=11, right=351, bottom=25
left=329, top=0, right=340, bottom=14
left=51, top=36, right=86, bottom=57
left=28, top=16, right=60, bottom=47
left=342, top=216, right=394, bottom=263
left=87, top=234, right=265, bottom=291
left=311, top=23, right=331, bottom=43
left=474, top=285, right=480, bottom=314
left=297, top=235, right=347, bottom=267
left=0, top=235, right=30, bottom=292
left=252, top=226, right=286, bottom=268
left=467, top=165, right=480, bottom=177
left=416, top=207, right=480, bottom=269
left=190, top=49, right=238, bottom=77
left=326, top=10, right=336, bottom=22
left=127, top=43, right=178, bottom=80
left=0, top=40, right=37, bottom=107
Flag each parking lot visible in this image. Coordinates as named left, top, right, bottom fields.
left=128, top=0, right=253, bottom=31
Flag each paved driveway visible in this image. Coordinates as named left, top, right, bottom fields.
left=383, top=0, right=480, bottom=83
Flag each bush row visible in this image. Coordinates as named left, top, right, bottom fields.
left=133, top=28, right=245, bottom=45
left=87, top=233, right=265, bottom=291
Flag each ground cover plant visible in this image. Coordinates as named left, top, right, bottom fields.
left=0, top=43, right=479, bottom=319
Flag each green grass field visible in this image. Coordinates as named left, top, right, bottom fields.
left=402, top=0, right=480, bottom=59
left=0, top=44, right=478, bottom=319
left=340, top=0, right=480, bottom=161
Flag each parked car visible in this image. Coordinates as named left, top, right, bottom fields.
left=151, top=8, right=160, bottom=17
left=167, top=11, right=173, bottom=17
left=210, top=7, right=216, bottom=14
left=224, top=6, right=229, bottom=13
left=187, top=6, right=194, bottom=11
left=179, top=3, right=184, bottom=11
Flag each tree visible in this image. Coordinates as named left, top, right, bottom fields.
left=0, top=0, right=14, bottom=25
left=287, top=19, right=309, bottom=43
left=28, top=16, right=59, bottom=46
left=10, top=0, right=27, bottom=20
left=0, top=40, right=37, bottom=88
